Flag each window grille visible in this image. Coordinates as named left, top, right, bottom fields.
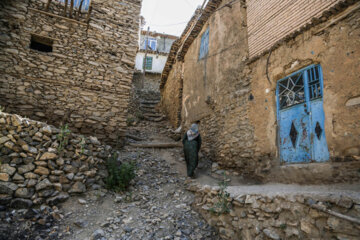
left=143, top=56, right=153, bottom=70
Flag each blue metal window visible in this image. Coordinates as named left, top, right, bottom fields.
left=144, top=38, right=157, bottom=51
left=58, top=0, right=91, bottom=11
left=199, top=28, right=209, bottom=59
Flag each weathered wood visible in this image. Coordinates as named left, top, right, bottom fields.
left=45, top=0, right=52, bottom=11
left=28, top=8, right=88, bottom=26
left=315, top=2, right=360, bottom=34
left=69, top=0, right=74, bottom=18
left=129, top=142, right=182, bottom=148
left=308, top=202, right=360, bottom=225
left=76, top=0, right=85, bottom=20
left=86, top=5, right=92, bottom=23
left=126, top=134, right=145, bottom=141
left=63, top=0, right=68, bottom=16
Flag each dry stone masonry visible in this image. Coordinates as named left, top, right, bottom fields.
left=0, top=0, right=141, bottom=144
left=189, top=183, right=360, bottom=240
left=0, top=112, right=112, bottom=209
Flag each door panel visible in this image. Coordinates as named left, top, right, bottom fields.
left=277, top=64, right=329, bottom=163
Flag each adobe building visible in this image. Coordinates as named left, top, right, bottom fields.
left=160, top=0, right=360, bottom=183
left=0, top=0, right=141, bottom=144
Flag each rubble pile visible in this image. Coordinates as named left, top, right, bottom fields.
left=0, top=112, right=112, bottom=209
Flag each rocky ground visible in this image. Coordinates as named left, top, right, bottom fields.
left=0, top=120, right=221, bottom=240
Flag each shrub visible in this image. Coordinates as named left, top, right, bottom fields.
left=57, top=124, right=71, bottom=153
left=106, top=152, right=136, bottom=191
left=209, top=173, right=232, bottom=215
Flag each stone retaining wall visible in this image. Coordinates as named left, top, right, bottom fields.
left=0, top=0, right=141, bottom=144
left=0, top=112, right=112, bottom=209
left=189, top=184, right=360, bottom=239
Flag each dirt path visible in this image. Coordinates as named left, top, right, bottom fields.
left=53, top=122, right=221, bottom=240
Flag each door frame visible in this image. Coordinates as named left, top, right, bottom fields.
left=276, top=64, right=328, bottom=164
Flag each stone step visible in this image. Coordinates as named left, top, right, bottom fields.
left=140, top=100, right=160, bottom=105
left=143, top=113, right=163, bottom=118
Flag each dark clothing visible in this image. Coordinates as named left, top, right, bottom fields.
left=182, top=133, right=202, bottom=177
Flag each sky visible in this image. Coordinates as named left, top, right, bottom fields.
left=140, top=0, right=206, bottom=37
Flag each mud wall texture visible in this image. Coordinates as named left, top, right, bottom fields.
left=248, top=7, right=360, bottom=182
left=247, top=0, right=340, bottom=57
left=0, top=0, right=141, bottom=144
left=161, top=1, right=360, bottom=183
left=0, top=112, right=112, bottom=209
left=160, top=62, right=183, bottom=128
left=178, top=0, right=255, bottom=169
left=190, top=184, right=360, bottom=240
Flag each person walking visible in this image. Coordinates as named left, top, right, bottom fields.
left=182, top=123, right=202, bottom=178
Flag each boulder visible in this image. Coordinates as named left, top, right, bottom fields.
left=46, top=192, right=69, bottom=205
left=0, top=182, right=18, bottom=195
left=18, top=164, right=35, bottom=174
left=0, top=173, right=10, bottom=182
left=68, top=182, right=86, bottom=193
left=10, top=198, right=33, bottom=209
left=40, top=152, right=58, bottom=161
left=36, top=178, right=52, bottom=191
left=34, top=166, right=50, bottom=175
left=0, top=164, right=16, bottom=176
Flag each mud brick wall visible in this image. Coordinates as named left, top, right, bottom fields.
left=246, top=0, right=340, bottom=57
left=0, top=112, right=112, bottom=209
left=0, top=0, right=141, bottom=144
left=189, top=184, right=360, bottom=240
left=247, top=5, right=360, bottom=182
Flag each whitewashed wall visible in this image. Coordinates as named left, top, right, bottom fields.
left=135, top=52, right=168, bottom=74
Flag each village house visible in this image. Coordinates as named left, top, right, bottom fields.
left=0, top=0, right=141, bottom=144
left=160, top=0, right=360, bottom=184
left=133, top=30, right=177, bottom=92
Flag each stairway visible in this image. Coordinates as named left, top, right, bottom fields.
left=138, top=90, right=165, bottom=122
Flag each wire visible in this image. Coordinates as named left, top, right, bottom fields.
left=151, top=21, right=190, bottom=27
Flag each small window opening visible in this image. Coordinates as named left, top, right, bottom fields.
left=30, top=35, right=53, bottom=52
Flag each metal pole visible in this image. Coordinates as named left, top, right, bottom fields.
left=142, top=26, right=150, bottom=89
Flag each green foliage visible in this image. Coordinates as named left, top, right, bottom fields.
left=106, top=152, right=136, bottom=192
left=135, top=110, right=144, bottom=120
left=209, top=173, right=231, bottom=215
left=79, top=135, right=86, bottom=154
left=57, top=124, right=71, bottom=153
left=280, top=224, right=287, bottom=230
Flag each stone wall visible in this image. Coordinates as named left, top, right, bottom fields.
left=189, top=184, right=360, bottom=240
left=0, top=112, right=112, bottom=209
left=0, top=0, right=141, bottom=144
left=161, top=0, right=360, bottom=183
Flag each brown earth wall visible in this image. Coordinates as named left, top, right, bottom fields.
left=179, top=1, right=256, bottom=171
left=0, top=0, right=141, bottom=144
left=161, top=1, right=360, bottom=183
left=160, top=62, right=183, bottom=128
left=248, top=8, right=360, bottom=182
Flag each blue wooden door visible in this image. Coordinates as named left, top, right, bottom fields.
left=277, top=65, right=329, bottom=163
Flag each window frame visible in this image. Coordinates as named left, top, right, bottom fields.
left=143, top=56, right=153, bottom=71
left=199, top=27, right=209, bottom=60
left=144, top=37, right=157, bottom=51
